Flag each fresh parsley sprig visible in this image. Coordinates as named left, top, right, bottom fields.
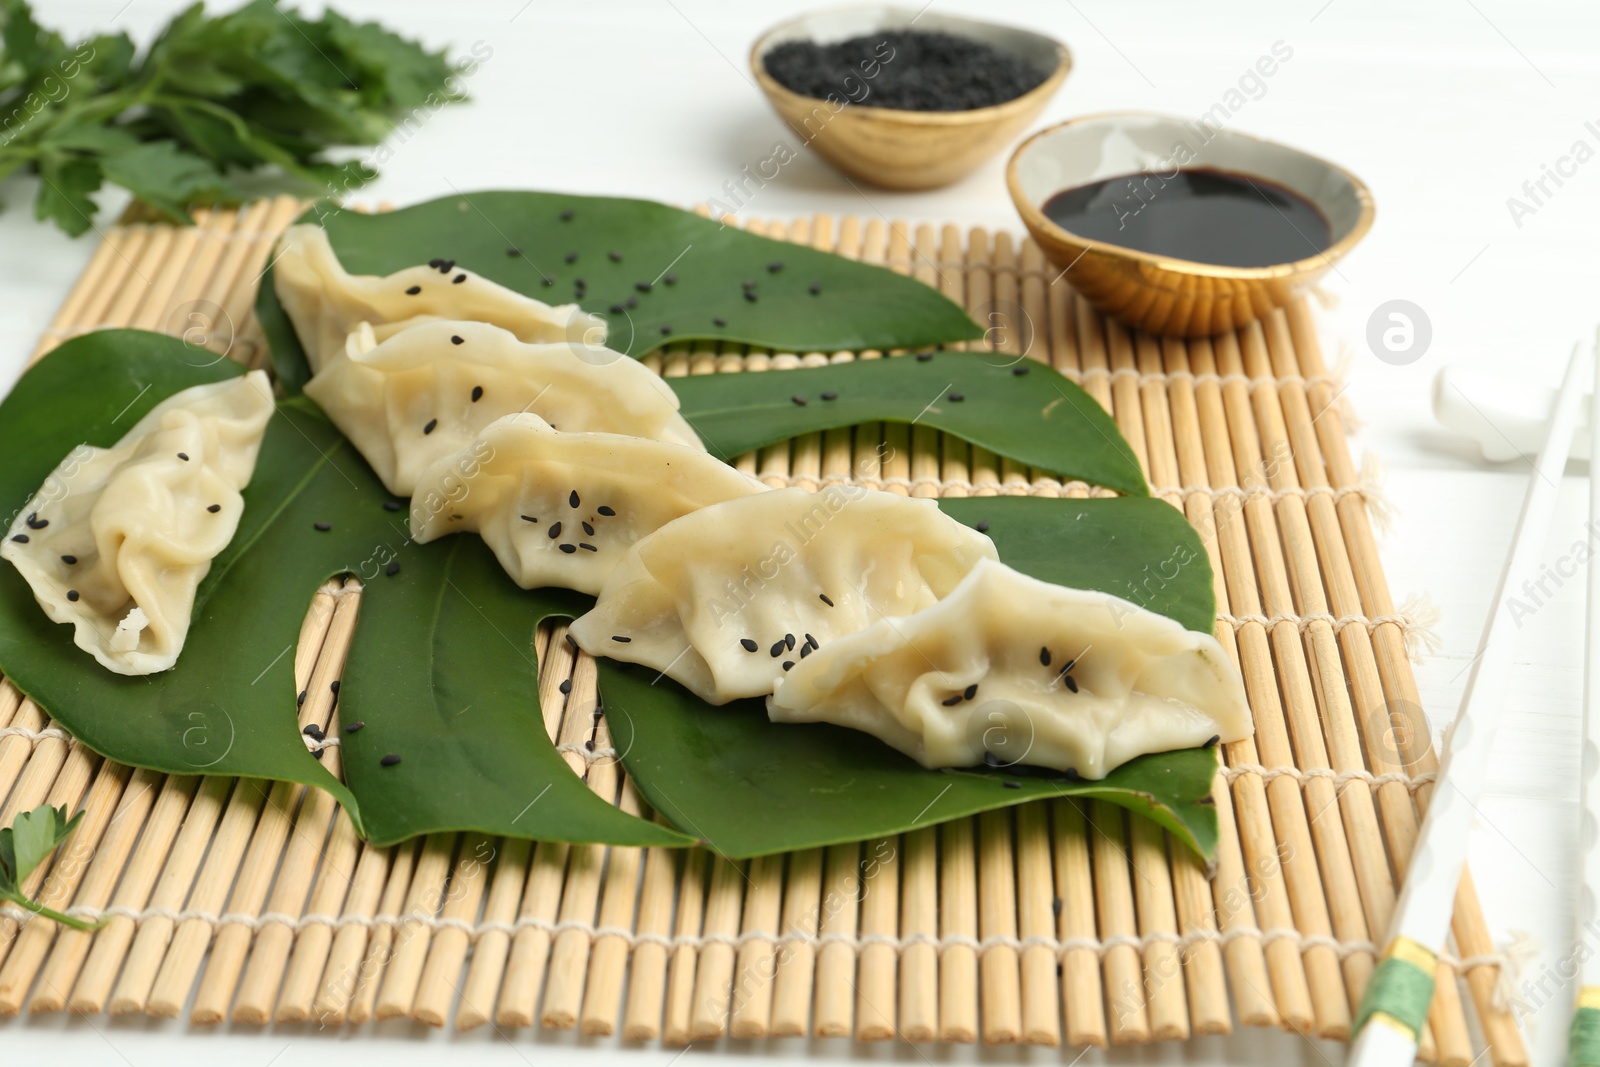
left=0, top=803, right=101, bottom=930
left=0, top=0, right=467, bottom=236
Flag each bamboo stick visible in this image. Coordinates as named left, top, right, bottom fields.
left=578, top=782, right=650, bottom=1036
left=621, top=833, right=678, bottom=1040
left=661, top=848, right=706, bottom=1044
left=346, top=836, right=419, bottom=1024
left=853, top=839, right=899, bottom=1041
left=768, top=848, right=823, bottom=1037
left=688, top=854, right=746, bottom=1040
left=373, top=832, right=458, bottom=1020
left=729, top=852, right=783, bottom=1038
left=896, top=826, right=938, bottom=1041
left=412, top=832, right=495, bottom=1026
left=1052, top=799, right=1108, bottom=1047
left=310, top=842, right=396, bottom=1025
left=812, top=841, right=860, bottom=1037
left=977, top=809, right=1022, bottom=1044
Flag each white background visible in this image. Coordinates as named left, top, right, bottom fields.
left=1, top=1, right=1598, bottom=1064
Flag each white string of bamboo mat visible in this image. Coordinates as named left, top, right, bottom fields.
left=0, top=901, right=1507, bottom=980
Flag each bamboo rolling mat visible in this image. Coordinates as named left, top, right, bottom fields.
left=0, top=197, right=1525, bottom=1065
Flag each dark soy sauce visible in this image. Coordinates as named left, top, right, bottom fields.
left=1041, top=167, right=1332, bottom=268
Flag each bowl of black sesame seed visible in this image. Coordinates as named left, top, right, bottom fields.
left=751, top=6, right=1070, bottom=190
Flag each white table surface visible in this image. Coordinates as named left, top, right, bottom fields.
left=2, top=1, right=1598, bottom=1063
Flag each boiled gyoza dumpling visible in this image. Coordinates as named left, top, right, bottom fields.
left=768, top=558, right=1251, bottom=778
left=0, top=372, right=275, bottom=676
left=411, top=413, right=764, bottom=595
left=569, top=487, right=998, bottom=703
left=305, top=319, right=703, bottom=497
left=273, top=224, right=598, bottom=375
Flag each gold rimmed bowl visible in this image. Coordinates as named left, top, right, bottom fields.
left=1007, top=112, right=1376, bottom=337
left=751, top=6, right=1070, bottom=191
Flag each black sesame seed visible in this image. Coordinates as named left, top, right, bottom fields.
left=744, top=291, right=758, bottom=303
left=663, top=273, right=678, bottom=285
left=791, top=395, right=807, bottom=406
left=983, top=751, right=1001, bottom=768
left=915, top=352, right=933, bottom=362
left=560, top=679, right=572, bottom=695
left=712, top=317, right=726, bottom=327
left=582, top=521, right=595, bottom=536
left=770, top=641, right=786, bottom=657
left=314, top=521, right=332, bottom=532
left=506, top=246, right=521, bottom=257
left=423, top=419, right=437, bottom=435
left=635, top=281, right=652, bottom=292
left=740, top=638, right=758, bottom=652
left=963, top=683, right=978, bottom=700
left=406, top=285, right=421, bottom=295
left=612, top=635, right=632, bottom=643
left=9, top=535, right=26, bottom=544
left=471, top=385, right=484, bottom=403
left=626, top=296, right=638, bottom=309
left=312, top=749, right=325, bottom=760
left=60, top=555, right=76, bottom=565
left=566, top=633, right=578, bottom=650
left=597, top=506, right=616, bottom=516
left=819, top=593, right=833, bottom=606
left=1040, top=647, right=1051, bottom=667
left=609, top=303, right=624, bottom=314
left=782, top=661, right=795, bottom=671
left=1012, top=365, right=1030, bottom=376
left=975, top=520, right=990, bottom=533
left=660, top=325, right=672, bottom=335
left=297, top=689, right=307, bottom=706
left=1003, top=780, right=1021, bottom=790
left=439, top=260, right=456, bottom=273
left=540, top=276, right=554, bottom=287
left=1064, top=768, right=1081, bottom=781
left=574, top=277, right=586, bottom=287
left=949, top=392, right=965, bottom=402
left=207, top=504, right=221, bottom=513
left=331, top=680, right=340, bottom=695
left=559, top=543, right=577, bottom=554
left=177, top=452, right=189, bottom=461
left=820, top=390, right=837, bottom=401
left=25, top=513, right=46, bottom=529
left=561, top=209, right=575, bottom=221
left=804, top=633, right=818, bottom=649
left=569, top=490, right=581, bottom=508
left=1052, top=897, right=1063, bottom=917
left=303, top=723, right=323, bottom=738
left=451, top=335, right=464, bottom=345
left=384, top=500, right=403, bottom=511
left=565, top=252, right=579, bottom=263
left=429, top=258, right=444, bottom=268
left=66, top=589, right=79, bottom=602
left=1205, top=734, right=1221, bottom=748
left=584, top=738, right=596, bottom=752
left=454, top=273, right=467, bottom=284
left=779, top=633, right=793, bottom=651
left=809, top=283, right=821, bottom=295
left=1064, top=676, right=1079, bottom=693
left=767, top=261, right=784, bottom=273
left=800, top=644, right=812, bottom=659
left=345, top=720, right=364, bottom=733
left=741, top=279, right=756, bottom=289
left=385, top=561, right=400, bottom=577
left=578, top=543, right=597, bottom=552
left=547, top=521, right=562, bottom=539
left=607, top=250, right=622, bottom=262
left=941, top=694, right=963, bottom=706
left=380, top=754, right=402, bottom=767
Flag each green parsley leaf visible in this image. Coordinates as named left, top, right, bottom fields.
left=0, top=804, right=100, bottom=930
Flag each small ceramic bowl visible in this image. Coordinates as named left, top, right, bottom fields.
left=1007, top=112, right=1375, bottom=337
left=751, top=6, right=1070, bottom=191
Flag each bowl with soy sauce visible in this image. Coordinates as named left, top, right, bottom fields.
left=1007, top=112, right=1375, bottom=337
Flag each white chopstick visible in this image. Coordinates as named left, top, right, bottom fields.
left=1571, top=332, right=1600, bottom=1067
left=1349, top=340, right=1591, bottom=1067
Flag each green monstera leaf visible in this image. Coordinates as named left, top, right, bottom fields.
left=256, top=190, right=984, bottom=394
left=0, top=331, right=688, bottom=849
left=595, top=494, right=1222, bottom=859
